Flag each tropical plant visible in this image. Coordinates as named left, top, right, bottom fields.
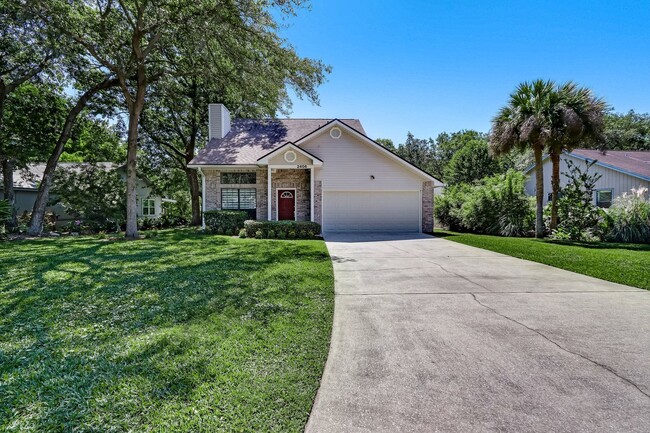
left=490, top=80, right=606, bottom=237
left=603, top=187, right=650, bottom=243
left=491, top=80, right=557, bottom=237
left=546, top=82, right=606, bottom=230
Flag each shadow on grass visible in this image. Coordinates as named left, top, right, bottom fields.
left=546, top=239, right=650, bottom=252
left=0, top=231, right=334, bottom=431
left=431, top=230, right=459, bottom=238
left=434, top=229, right=650, bottom=252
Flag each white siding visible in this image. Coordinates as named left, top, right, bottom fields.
left=526, top=154, right=650, bottom=205
left=300, top=128, right=424, bottom=191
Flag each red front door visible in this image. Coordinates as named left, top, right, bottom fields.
left=278, top=189, right=295, bottom=220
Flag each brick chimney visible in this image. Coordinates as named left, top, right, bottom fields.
left=208, top=103, right=231, bottom=140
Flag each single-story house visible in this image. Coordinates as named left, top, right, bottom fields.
left=525, top=149, right=650, bottom=208
left=0, top=162, right=166, bottom=223
left=188, top=104, right=443, bottom=232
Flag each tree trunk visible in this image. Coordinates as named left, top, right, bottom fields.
left=186, top=167, right=201, bottom=226
left=534, top=146, right=545, bottom=238
left=125, top=107, right=141, bottom=239
left=124, top=74, right=147, bottom=239
left=28, top=77, right=118, bottom=236
left=1, top=159, right=17, bottom=229
left=550, top=152, right=561, bottom=231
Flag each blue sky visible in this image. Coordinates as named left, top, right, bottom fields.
left=279, top=0, right=650, bottom=145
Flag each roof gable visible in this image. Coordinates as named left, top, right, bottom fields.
left=257, top=142, right=323, bottom=166
left=295, top=119, right=444, bottom=185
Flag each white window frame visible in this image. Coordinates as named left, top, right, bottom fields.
left=142, top=198, right=156, bottom=216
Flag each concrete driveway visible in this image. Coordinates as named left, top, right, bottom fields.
left=306, top=233, right=650, bottom=433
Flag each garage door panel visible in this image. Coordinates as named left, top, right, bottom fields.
left=323, top=191, right=420, bottom=232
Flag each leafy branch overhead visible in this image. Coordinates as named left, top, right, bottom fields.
left=24, top=0, right=330, bottom=237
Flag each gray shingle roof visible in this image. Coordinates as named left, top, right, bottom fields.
left=571, top=149, right=650, bottom=181
left=189, top=118, right=365, bottom=165
left=3, top=163, right=118, bottom=190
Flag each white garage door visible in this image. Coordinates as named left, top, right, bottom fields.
left=323, top=191, right=420, bottom=232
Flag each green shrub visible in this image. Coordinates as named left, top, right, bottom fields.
left=204, top=210, right=248, bottom=233
left=603, top=187, right=650, bottom=243
left=243, top=220, right=321, bottom=239
left=435, top=170, right=534, bottom=236
left=239, top=228, right=246, bottom=238
left=553, top=160, right=603, bottom=241
left=255, top=229, right=264, bottom=239
left=434, top=185, right=468, bottom=231
left=0, top=199, right=9, bottom=240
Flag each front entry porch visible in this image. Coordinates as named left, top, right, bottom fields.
left=267, top=168, right=313, bottom=222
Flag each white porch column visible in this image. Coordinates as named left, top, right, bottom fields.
left=267, top=167, right=272, bottom=220
left=310, top=167, right=315, bottom=222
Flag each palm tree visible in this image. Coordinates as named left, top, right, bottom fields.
left=546, top=82, right=606, bottom=230
left=490, top=80, right=560, bottom=238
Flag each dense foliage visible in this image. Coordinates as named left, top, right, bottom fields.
left=50, top=164, right=125, bottom=231
left=444, top=139, right=500, bottom=185
left=243, top=220, right=321, bottom=239
left=204, top=210, right=248, bottom=234
left=435, top=170, right=534, bottom=236
left=603, top=110, right=650, bottom=150
left=553, top=160, right=603, bottom=241
left=0, top=199, right=9, bottom=239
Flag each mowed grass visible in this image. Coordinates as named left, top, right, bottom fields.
left=435, top=230, right=650, bottom=290
left=0, top=230, right=334, bottom=432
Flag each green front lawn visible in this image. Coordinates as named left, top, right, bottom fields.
left=435, top=230, right=650, bottom=290
left=0, top=230, right=334, bottom=432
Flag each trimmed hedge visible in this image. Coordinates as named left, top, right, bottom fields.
left=243, top=220, right=321, bottom=239
left=204, top=210, right=248, bottom=234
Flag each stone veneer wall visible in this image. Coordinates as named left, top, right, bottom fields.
left=422, top=181, right=434, bottom=232
left=203, top=168, right=268, bottom=220
left=271, top=169, right=311, bottom=221
left=313, top=180, right=322, bottom=226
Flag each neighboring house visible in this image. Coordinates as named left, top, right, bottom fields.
left=188, top=104, right=443, bottom=233
left=525, top=149, right=650, bottom=207
left=0, top=162, right=165, bottom=223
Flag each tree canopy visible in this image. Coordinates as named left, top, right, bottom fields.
left=24, top=0, right=330, bottom=237
left=603, top=110, right=650, bottom=150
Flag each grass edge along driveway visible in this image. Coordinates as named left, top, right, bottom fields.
left=435, top=230, right=650, bottom=290
left=0, top=229, right=334, bottom=432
